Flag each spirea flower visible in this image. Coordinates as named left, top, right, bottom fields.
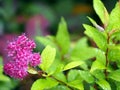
left=4, top=33, right=41, bottom=79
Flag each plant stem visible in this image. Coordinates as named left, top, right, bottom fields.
left=37, top=70, right=73, bottom=89
left=104, top=33, right=110, bottom=78
left=94, top=84, right=98, bottom=90
left=50, top=75, right=73, bottom=90
left=105, top=48, right=109, bottom=77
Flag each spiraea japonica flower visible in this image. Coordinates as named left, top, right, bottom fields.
left=4, top=33, right=41, bottom=79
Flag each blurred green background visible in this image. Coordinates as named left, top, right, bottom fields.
left=0, top=0, right=117, bottom=36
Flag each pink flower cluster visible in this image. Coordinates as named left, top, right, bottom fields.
left=4, top=33, right=41, bottom=79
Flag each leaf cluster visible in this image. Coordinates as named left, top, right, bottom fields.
left=31, top=0, right=120, bottom=90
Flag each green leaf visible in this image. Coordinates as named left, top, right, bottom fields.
left=108, top=46, right=120, bottom=61
left=96, top=79, right=111, bottom=90
left=90, top=86, right=96, bottom=90
left=116, top=60, right=120, bottom=68
left=0, top=74, right=10, bottom=82
left=95, top=50, right=106, bottom=64
left=107, top=2, right=120, bottom=31
left=88, top=17, right=104, bottom=31
left=35, top=36, right=61, bottom=59
left=88, top=17, right=97, bottom=26
left=53, top=63, right=64, bottom=74
left=56, top=17, right=70, bottom=55
left=90, top=60, right=106, bottom=72
left=108, top=69, right=120, bottom=82
left=48, top=85, right=70, bottom=90
left=84, top=24, right=107, bottom=51
left=0, top=57, right=10, bottom=82
left=91, top=70, right=105, bottom=80
left=35, top=36, right=57, bottom=48
left=35, top=36, right=57, bottom=52
left=67, top=70, right=84, bottom=89
left=110, top=30, right=120, bottom=41
left=0, top=82, right=12, bottom=90
left=31, top=78, right=58, bottom=90
left=40, top=45, right=56, bottom=71
left=72, top=37, right=89, bottom=50
left=46, top=59, right=64, bottom=75
left=67, top=70, right=83, bottom=82
left=93, top=0, right=109, bottom=25
left=79, top=70, right=94, bottom=83
left=115, top=81, right=120, bottom=90
left=73, top=37, right=88, bottom=48
left=63, top=61, right=84, bottom=71
left=79, top=62, right=88, bottom=70
left=90, top=50, right=106, bottom=72
left=71, top=37, right=97, bottom=61
left=53, top=72, right=67, bottom=83
left=28, top=66, right=38, bottom=74
left=68, top=80, right=84, bottom=90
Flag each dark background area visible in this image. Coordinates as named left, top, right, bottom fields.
left=0, top=0, right=117, bottom=36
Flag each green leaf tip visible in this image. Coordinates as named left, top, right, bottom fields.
left=96, top=79, right=111, bottom=90
left=56, top=17, right=70, bottom=55
left=93, top=0, right=109, bottom=25
left=87, top=16, right=104, bottom=31
left=106, top=2, right=120, bottom=31
left=83, top=24, right=107, bottom=51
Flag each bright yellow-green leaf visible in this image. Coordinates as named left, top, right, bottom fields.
left=68, top=80, right=84, bottom=90
left=96, top=79, right=111, bottom=90
left=90, top=60, right=106, bottom=72
left=93, top=0, right=109, bottom=25
left=91, top=70, right=105, bottom=80
left=108, top=46, right=120, bottom=61
left=108, top=69, right=120, bottom=82
left=31, top=78, right=58, bottom=90
left=53, top=72, right=67, bottom=83
left=50, top=85, right=70, bottom=90
left=35, top=36, right=57, bottom=48
left=56, top=17, right=70, bottom=55
left=79, top=70, right=94, bottom=83
left=90, top=50, right=106, bottom=72
left=40, top=45, right=56, bottom=71
left=67, top=70, right=83, bottom=82
left=28, top=66, right=38, bottom=74
left=71, top=37, right=97, bottom=61
left=63, top=61, right=84, bottom=71
left=107, top=2, right=120, bottom=31
left=88, top=17, right=104, bottom=31
left=0, top=74, right=10, bottom=82
left=84, top=24, right=107, bottom=51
